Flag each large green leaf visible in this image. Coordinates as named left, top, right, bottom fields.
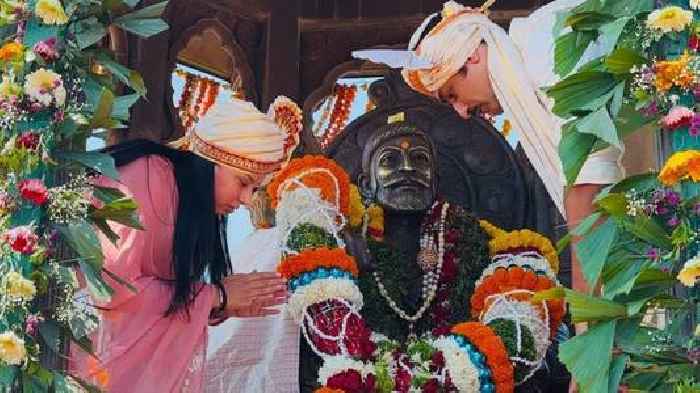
left=596, top=17, right=631, bottom=58
left=560, top=121, right=597, bottom=185
left=95, top=55, right=146, bottom=96
left=79, top=259, right=113, bottom=301
left=56, top=220, right=104, bottom=269
left=624, top=216, right=673, bottom=250
left=535, top=288, right=627, bottom=323
left=555, top=31, right=596, bottom=77
left=601, top=0, right=654, bottom=16
left=601, top=251, right=646, bottom=299
left=91, top=197, right=143, bottom=229
left=548, top=71, right=617, bottom=117
left=596, top=192, right=627, bottom=217
left=615, top=103, right=654, bottom=138
left=71, top=17, right=107, bottom=50
left=604, top=47, right=647, bottom=74
left=573, top=212, right=603, bottom=237
left=565, top=11, right=616, bottom=31
left=576, top=218, right=618, bottom=287
left=89, top=86, right=115, bottom=128
left=114, top=18, right=168, bottom=37
left=113, top=2, right=170, bottom=38
left=608, top=354, right=630, bottom=393
left=92, top=185, right=126, bottom=203
left=609, top=172, right=659, bottom=194
left=559, top=320, right=616, bottom=393
left=111, top=94, right=141, bottom=121
left=58, top=151, right=119, bottom=179
left=577, top=107, right=621, bottom=149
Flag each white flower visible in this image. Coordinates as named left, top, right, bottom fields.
left=691, top=0, right=700, bottom=10
left=23, top=68, right=66, bottom=107
left=0, top=331, right=27, bottom=365
left=430, top=337, right=481, bottom=392
left=318, top=356, right=374, bottom=385
left=286, top=278, right=363, bottom=322
left=277, top=187, right=343, bottom=238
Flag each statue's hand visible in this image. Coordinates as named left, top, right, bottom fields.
left=342, top=230, right=375, bottom=272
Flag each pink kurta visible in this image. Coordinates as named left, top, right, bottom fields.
left=72, top=156, right=215, bottom=392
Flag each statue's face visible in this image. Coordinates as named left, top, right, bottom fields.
left=363, top=135, right=436, bottom=212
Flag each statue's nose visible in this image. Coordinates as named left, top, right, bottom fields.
left=399, top=152, right=414, bottom=171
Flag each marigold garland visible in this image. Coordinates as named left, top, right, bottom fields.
left=471, top=267, right=565, bottom=337
left=267, top=155, right=351, bottom=215
left=479, top=219, right=506, bottom=239
left=451, top=322, right=515, bottom=393
left=348, top=184, right=364, bottom=228
left=278, top=247, right=359, bottom=279
left=488, top=229, right=559, bottom=273
left=658, top=149, right=700, bottom=186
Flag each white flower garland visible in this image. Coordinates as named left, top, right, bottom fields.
left=286, top=278, right=363, bottom=322
left=481, top=294, right=550, bottom=384
left=476, top=252, right=559, bottom=287
left=317, top=356, right=374, bottom=385
left=430, top=336, right=481, bottom=393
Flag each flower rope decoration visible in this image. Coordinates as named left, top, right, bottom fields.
left=0, top=0, right=168, bottom=388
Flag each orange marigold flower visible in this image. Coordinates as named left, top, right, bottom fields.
left=451, top=322, right=515, bottom=393
left=267, top=155, right=351, bottom=215
left=277, top=247, right=359, bottom=279
left=0, top=42, right=23, bottom=62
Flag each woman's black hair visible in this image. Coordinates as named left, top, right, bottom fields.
left=103, top=139, right=231, bottom=316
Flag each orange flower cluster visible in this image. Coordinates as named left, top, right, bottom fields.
left=451, top=322, right=514, bottom=393
left=654, top=53, right=697, bottom=92
left=658, top=149, right=700, bottom=186
left=277, top=247, right=359, bottom=279
left=0, top=42, right=23, bottom=62
left=314, top=388, right=345, bottom=393
left=267, top=155, right=351, bottom=215
left=470, top=267, right=565, bottom=336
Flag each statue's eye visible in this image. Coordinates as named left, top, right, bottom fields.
left=379, top=152, right=398, bottom=167
left=412, top=151, right=430, bottom=166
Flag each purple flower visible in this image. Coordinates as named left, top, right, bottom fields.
left=688, top=347, right=700, bottom=364
left=693, top=202, right=700, bottom=215
left=667, top=215, right=680, bottom=227
left=664, top=190, right=681, bottom=206
left=642, top=101, right=659, bottom=117
left=690, top=115, right=700, bottom=136
left=656, top=205, right=670, bottom=215
left=646, top=248, right=660, bottom=260
left=25, top=314, right=42, bottom=336
left=33, top=38, right=59, bottom=62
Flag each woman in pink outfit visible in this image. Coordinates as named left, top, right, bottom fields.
left=72, top=97, right=301, bottom=392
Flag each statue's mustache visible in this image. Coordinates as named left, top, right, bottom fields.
left=384, top=177, right=430, bottom=188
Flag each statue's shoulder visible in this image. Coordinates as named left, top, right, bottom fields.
left=445, top=202, right=488, bottom=240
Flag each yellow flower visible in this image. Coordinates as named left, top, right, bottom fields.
left=0, top=42, right=23, bottom=62
left=658, top=150, right=700, bottom=186
left=24, top=67, right=66, bottom=106
left=0, top=76, right=21, bottom=99
left=348, top=184, right=365, bottom=228
left=34, top=0, right=68, bottom=25
left=0, top=331, right=27, bottom=365
left=4, top=271, right=37, bottom=301
left=646, top=6, right=693, bottom=33
left=677, top=256, right=700, bottom=287
left=366, top=203, right=384, bottom=240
